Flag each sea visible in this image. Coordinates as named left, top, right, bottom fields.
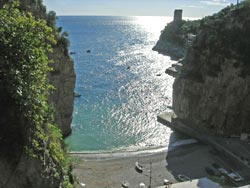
left=57, top=16, right=179, bottom=152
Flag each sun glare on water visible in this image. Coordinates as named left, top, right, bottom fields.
left=134, top=16, right=172, bottom=38
left=64, top=16, right=178, bottom=152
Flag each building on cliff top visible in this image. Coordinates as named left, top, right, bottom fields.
left=174, top=9, right=183, bottom=22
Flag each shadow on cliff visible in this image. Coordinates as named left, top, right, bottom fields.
left=165, top=131, right=215, bottom=181
left=0, top=84, right=24, bottom=187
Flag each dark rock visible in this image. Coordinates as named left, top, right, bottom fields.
left=153, top=41, right=185, bottom=60
left=165, top=62, right=183, bottom=77
left=165, top=67, right=179, bottom=77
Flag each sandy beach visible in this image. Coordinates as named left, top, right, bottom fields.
left=71, top=141, right=223, bottom=188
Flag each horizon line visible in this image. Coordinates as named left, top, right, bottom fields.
left=56, top=15, right=201, bottom=19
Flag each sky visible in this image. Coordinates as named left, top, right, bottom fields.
left=43, top=0, right=237, bottom=17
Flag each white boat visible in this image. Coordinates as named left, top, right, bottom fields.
left=74, top=92, right=81, bottom=97
left=80, top=182, right=86, bottom=187
left=122, top=181, right=129, bottom=188
left=139, top=182, right=146, bottom=188
left=163, top=179, right=172, bottom=185
left=135, top=161, right=143, bottom=173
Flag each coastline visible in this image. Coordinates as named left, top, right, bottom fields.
left=68, top=138, right=197, bottom=160
left=69, top=146, right=168, bottom=161
left=71, top=141, right=222, bottom=188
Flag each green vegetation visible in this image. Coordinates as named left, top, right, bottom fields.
left=181, top=20, right=200, bottom=36
left=158, top=0, right=250, bottom=63
left=17, top=0, right=70, bottom=56
left=159, top=19, right=200, bottom=47
left=194, top=0, right=250, bottom=65
left=0, top=1, right=73, bottom=187
left=45, top=9, right=70, bottom=55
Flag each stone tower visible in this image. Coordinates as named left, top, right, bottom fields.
left=174, top=9, right=183, bottom=22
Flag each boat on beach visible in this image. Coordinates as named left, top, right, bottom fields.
left=135, top=161, right=143, bottom=173
left=163, top=179, right=172, bottom=185
left=121, top=181, right=129, bottom=188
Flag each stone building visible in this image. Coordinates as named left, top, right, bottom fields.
left=174, top=9, right=183, bottom=22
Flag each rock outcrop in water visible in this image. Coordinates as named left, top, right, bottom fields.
left=172, top=1, right=250, bottom=136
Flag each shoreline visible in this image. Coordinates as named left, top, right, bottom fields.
left=72, top=142, right=220, bottom=188
left=69, top=146, right=168, bottom=161
left=69, top=138, right=197, bottom=160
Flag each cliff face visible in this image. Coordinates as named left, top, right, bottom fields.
left=153, top=21, right=186, bottom=60
left=153, top=15, right=200, bottom=60
left=48, top=47, right=76, bottom=137
left=0, top=1, right=75, bottom=187
left=173, top=2, right=250, bottom=136
left=25, top=0, right=76, bottom=137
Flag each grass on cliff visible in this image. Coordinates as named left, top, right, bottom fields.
left=0, top=1, right=73, bottom=187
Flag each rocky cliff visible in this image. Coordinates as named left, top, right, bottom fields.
left=0, top=1, right=75, bottom=187
left=0, top=83, right=64, bottom=188
left=172, top=1, right=250, bottom=136
left=35, top=0, right=76, bottom=137
left=48, top=45, right=76, bottom=137
left=153, top=12, right=200, bottom=60
left=153, top=21, right=186, bottom=60
left=0, top=0, right=76, bottom=137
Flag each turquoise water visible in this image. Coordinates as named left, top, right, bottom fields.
left=58, top=16, right=176, bottom=152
